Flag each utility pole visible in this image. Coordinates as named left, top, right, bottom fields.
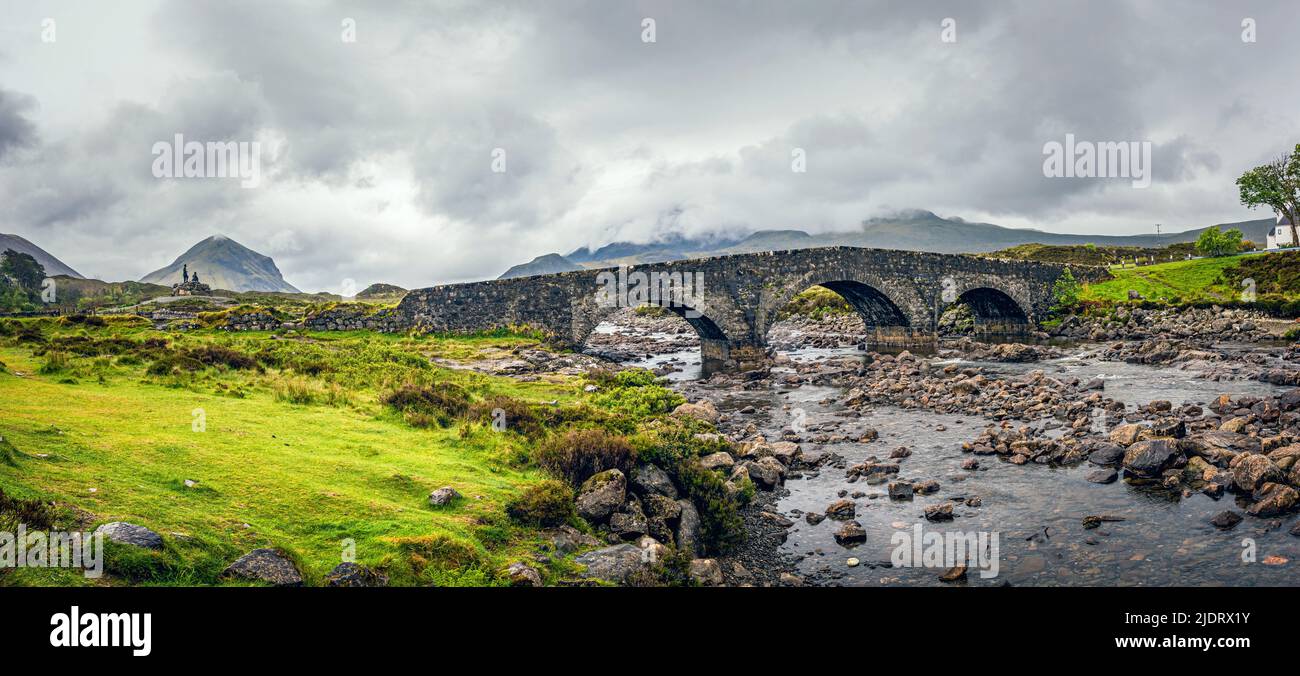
left=1155, top=223, right=1162, bottom=236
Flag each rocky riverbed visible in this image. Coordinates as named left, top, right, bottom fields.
left=580, top=307, right=1300, bottom=586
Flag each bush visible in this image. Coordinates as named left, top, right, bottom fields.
left=381, top=382, right=471, bottom=428
left=505, top=480, right=575, bottom=527
left=469, top=396, right=544, bottom=438
left=589, top=369, right=684, bottom=417
left=536, top=429, right=636, bottom=487
left=38, top=351, right=70, bottom=374
left=146, top=355, right=205, bottom=376
left=185, top=344, right=257, bottom=370
left=0, top=488, right=60, bottom=533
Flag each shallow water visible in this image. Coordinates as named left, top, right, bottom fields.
left=717, top=385, right=1300, bottom=587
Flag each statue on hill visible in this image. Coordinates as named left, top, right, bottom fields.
left=171, top=262, right=211, bottom=296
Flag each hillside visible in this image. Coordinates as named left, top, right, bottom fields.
left=1080, top=250, right=1300, bottom=312
left=501, top=211, right=1276, bottom=275
left=0, top=233, right=83, bottom=278
left=498, top=253, right=584, bottom=279
left=140, top=235, right=300, bottom=293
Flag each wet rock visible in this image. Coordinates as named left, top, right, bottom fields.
left=924, top=503, right=954, bottom=521
left=779, top=572, right=804, bottom=587
left=834, top=520, right=867, bottom=546
left=1082, top=515, right=1125, bottom=529
left=961, top=458, right=979, bottom=470
left=746, top=456, right=786, bottom=489
left=940, top=566, right=968, bottom=583
left=1210, top=511, right=1243, bottom=530
left=631, top=463, right=678, bottom=499
left=324, top=562, right=389, bottom=587
left=1122, top=439, right=1181, bottom=479
left=1150, top=418, right=1187, bottom=439
left=890, top=446, right=912, bottom=459
left=913, top=480, right=941, bottom=495
left=1088, top=443, right=1126, bottom=466
left=1232, top=454, right=1285, bottom=494
left=505, top=562, right=544, bottom=587
left=223, top=548, right=303, bottom=587
left=575, top=544, right=647, bottom=583
left=576, top=469, right=627, bottom=523
left=1110, top=423, right=1146, bottom=446
left=428, top=486, right=462, bottom=506
left=825, top=499, right=856, bottom=519
left=689, top=558, right=724, bottom=586
left=888, top=482, right=914, bottom=500
left=93, top=522, right=163, bottom=549
left=1086, top=468, right=1118, bottom=484
left=805, top=511, right=826, bottom=525
left=1248, top=483, right=1299, bottom=517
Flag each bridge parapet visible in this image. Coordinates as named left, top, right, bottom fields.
left=397, top=246, right=1097, bottom=370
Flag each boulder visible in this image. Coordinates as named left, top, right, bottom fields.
left=427, top=486, right=462, bottom=506
left=93, top=522, right=163, bottom=550
left=698, top=452, right=735, bottom=471
left=1248, top=483, right=1299, bottom=517
left=630, top=464, right=677, bottom=499
left=1232, top=454, right=1285, bottom=494
left=688, top=558, right=724, bottom=586
left=1088, top=443, right=1126, bottom=466
left=576, top=469, right=626, bottom=522
left=888, top=481, right=914, bottom=500
left=1209, top=511, right=1243, bottom=530
left=746, top=456, right=786, bottom=489
left=222, top=548, right=303, bottom=587
left=676, top=499, right=702, bottom=557
left=324, top=562, right=388, bottom=587
left=672, top=400, right=720, bottom=424
left=1122, top=439, right=1181, bottom=479
left=834, top=521, right=866, bottom=546
left=1086, top=468, right=1118, bottom=484
left=924, top=503, right=955, bottom=521
left=825, top=499, right=856, bottom=519
left=575, top=544, right=647, bottom=583
left=609, top=499, right=648, bottom=540
left=505, top=562, right=544, bottom=587
left=1109, top=423, right=1146, bottom=446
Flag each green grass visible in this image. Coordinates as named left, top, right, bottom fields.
left=0, top=323, right=592, bottom=587
left=1082, top=255, right=1247, bottom=304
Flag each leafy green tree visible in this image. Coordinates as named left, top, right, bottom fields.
left=1195, top=227, right=1244, bottom=257
left=0, top=249, right=45, bottom=294
left=1051, top=267, right=1081, bottom=313
left=1237, top=143, right=1300, bottom=246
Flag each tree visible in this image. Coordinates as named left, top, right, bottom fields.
left=1237, top=143, right=1300, bottom=247
left=0, top=249, right=45, bottom=293
left=1052, top=267, right=1081, bottom=313
left=1195, top=226, right=1244, bottom=257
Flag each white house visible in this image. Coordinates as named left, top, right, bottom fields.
left=1266, top=213, right=1297, bottom=249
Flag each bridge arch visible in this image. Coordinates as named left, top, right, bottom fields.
left=571, top=290, right=745, bottom=371
left=758, top=268, right=927, bottom=347
left=941, top=278, right=1035, bottom=337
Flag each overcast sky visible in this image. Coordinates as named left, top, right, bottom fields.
left=1, top=1, right=1297, bottom=291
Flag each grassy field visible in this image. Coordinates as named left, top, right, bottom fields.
left=0, top=319, right=713, bottom=587
left=1080, top=250, right=1300, bottom=310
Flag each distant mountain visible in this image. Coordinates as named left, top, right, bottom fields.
left=355, top=283, right=407, bottom=300
left=502, top=212, right=1276, bottom=274
left=498, top=253, right=584, bottom=279
left=140, top=235, right=300, bottom=293
left=0, top=233, right=83, bottom=278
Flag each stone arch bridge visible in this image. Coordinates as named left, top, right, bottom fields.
left=398, top=247, right=1093, bottom=370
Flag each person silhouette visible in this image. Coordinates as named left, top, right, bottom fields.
left=182, top=264, right=189, bottom=283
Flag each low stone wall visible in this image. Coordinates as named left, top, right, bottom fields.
left=300, top=306, right=408, bottom=333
